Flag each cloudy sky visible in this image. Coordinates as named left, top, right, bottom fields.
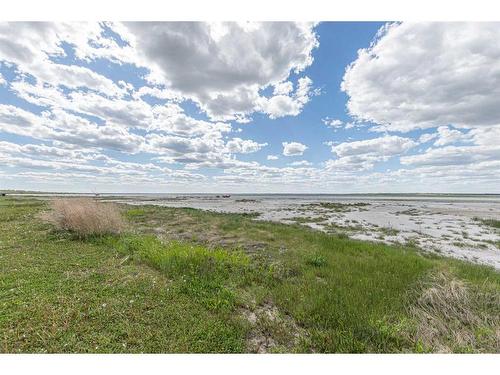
left=0, top=22, right=499, bottom=193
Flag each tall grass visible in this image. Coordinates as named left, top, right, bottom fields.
left=409, top=272, right=500, bottom=352
left=45, top=198, right=124, bottom=238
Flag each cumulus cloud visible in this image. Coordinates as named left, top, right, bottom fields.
left=400, top=145, right=500, bottom=167
left=401, top=125, right=500, bottom=167
left=282, top=141, right=308, bottom=156
left=273, top=81, right=294, bottom=95
left=290, top=160, right=312, bottom=166
left=324, top=154, right=383, bottom=171
left=325, top=135, right=416, bottom=171
left=0, top=22, right=127, bottom=97
left=433, top=126, right=470, bottom=146
left=123, top=22, right=318, bottom=121
left=225, top=138, right=267, bottom=154
left=0, top=104, right=143, bottom=153
left=342, top=22, right=500, bottom=132
left=418, top=132, right=438, bottom=144
left=146, top=134, right=267, bottom=169
left=331, top=135, right=416, bottom=158
left=1, top=22, right=318, bottom=124
left=258, top=77, right=314, bottom=119
left=2, top=21, right=498, bottom=193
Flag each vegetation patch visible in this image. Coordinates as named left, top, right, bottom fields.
left=42, top=198, right=124, bottom=238
left=305, top=254, right=328, bottom=267
left=395, top=208, right=420, bottom=216
left=474, top=218, right=500, bottom=230
left=408, top=271, right=499, bottom=353
left=379, top=227, right=400, bottom=236
left=290, top=216, right=328, bottom=224
left=102, top=235, right=251, bottom=312
left=1, top=197, right=499, bottom=353
left=302, top=202, right=370, bottom=212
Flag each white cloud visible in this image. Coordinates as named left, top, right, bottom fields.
left=123, top=22, right=318, bottom=121
left=9, top=79, right=233, bottom=139
left=273, top=81, right=293, bottom=95
left=0, top=23, right=127, bottom=97
left=433, top=126, right=470, bottom=146
left=282, top=141, right=308, bottom=156
left=342, top=22, right=500, bottom=132
left=1, top=22, right=498, bottom=193
left=258, top=77, right=314, bottom=119
left=225, top=138, right=267, bottom=154
left=418, top=132, right=438, bottom=144
left=290, top=160, right=312, bottom=166
left=401, top=126, right=500, bottom=167
left=400, top=145, right=500, bottom=167
left=146, top=133, right=223, bottom=156
left=331, top=135, right=416, bottom=158
left=325, top=154, right=382, bottom=171
left=325, top=135, right=416, bottom=171
left=0, top=104, right=143, bottom=153
left=322, top=117, right=343, bottom=128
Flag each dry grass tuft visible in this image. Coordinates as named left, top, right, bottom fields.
left=44, top=198, right=125, bottom=238
left=409, top=272, right=500, bottom=353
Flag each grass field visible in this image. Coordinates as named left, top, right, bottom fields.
left=1, top=197, right=498, bottom=353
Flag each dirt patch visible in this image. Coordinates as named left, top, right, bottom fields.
left=240, top=301, right=308, bottom=353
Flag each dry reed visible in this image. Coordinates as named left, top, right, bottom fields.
left=45, top=198, right=124, bottom=237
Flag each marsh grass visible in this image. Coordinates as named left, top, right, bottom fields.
left=473, top=217, right=500, bottom=229
left=481, top=219, right=500, bottom=229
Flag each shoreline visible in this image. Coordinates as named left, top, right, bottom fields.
left=106, top=195, right=500, bottom=270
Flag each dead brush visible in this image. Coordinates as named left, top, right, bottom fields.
left=44, top=198, right=125, bottom=238
left=409, top=272, right=500, bottom=353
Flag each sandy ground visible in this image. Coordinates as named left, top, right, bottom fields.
left=106, top=194, right=500, bottom=269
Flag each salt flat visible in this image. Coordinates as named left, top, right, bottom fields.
left=110, top=194, right=500, bottom=269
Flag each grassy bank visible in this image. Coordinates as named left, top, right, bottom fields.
left=1, top=197, right=498, bottom=353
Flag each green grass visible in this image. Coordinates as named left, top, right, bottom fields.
left=480, top=219, right=500, bottom=229
left=473, top=217, right=500, bottom=229
left=1, top=197, right=499, bottom=353
left=99, top=235, right=252, bottom=312
left=290, top=216, right=328, bottom=224
left=379, top=227, right=400, bottom=236
left=303, top=202, right=370, bottom=212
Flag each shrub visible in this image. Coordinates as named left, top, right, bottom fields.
left=46, top=198, right=124, bottom=238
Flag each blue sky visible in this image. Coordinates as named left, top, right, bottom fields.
left=0, top=22, right=499, bottom=193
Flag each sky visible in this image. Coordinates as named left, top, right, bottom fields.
left=0, top=21, right=499, bottom=193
